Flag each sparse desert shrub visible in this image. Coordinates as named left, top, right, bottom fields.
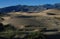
left=23, top=31, right=45, bottom=39
left=4, top=24, right=16, bottom=31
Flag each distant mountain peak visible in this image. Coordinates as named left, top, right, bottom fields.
left=0, top=3, right=60, bottom=13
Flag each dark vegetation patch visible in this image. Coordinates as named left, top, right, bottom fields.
left=55, top=17, right=60, bottom=20
left=0, top=23, right=45, bottom=39
left=15, top=15, right=36, bottom=18
left=47, top=13, right=56, bottom=15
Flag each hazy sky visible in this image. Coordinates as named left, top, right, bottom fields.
left=0, top=0, right=60, bottom=8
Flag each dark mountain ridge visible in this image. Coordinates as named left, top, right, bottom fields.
left=0, top=3, right=60, bottom=13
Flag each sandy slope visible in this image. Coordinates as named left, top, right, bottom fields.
left=1, top=9, right=60, bottom=30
